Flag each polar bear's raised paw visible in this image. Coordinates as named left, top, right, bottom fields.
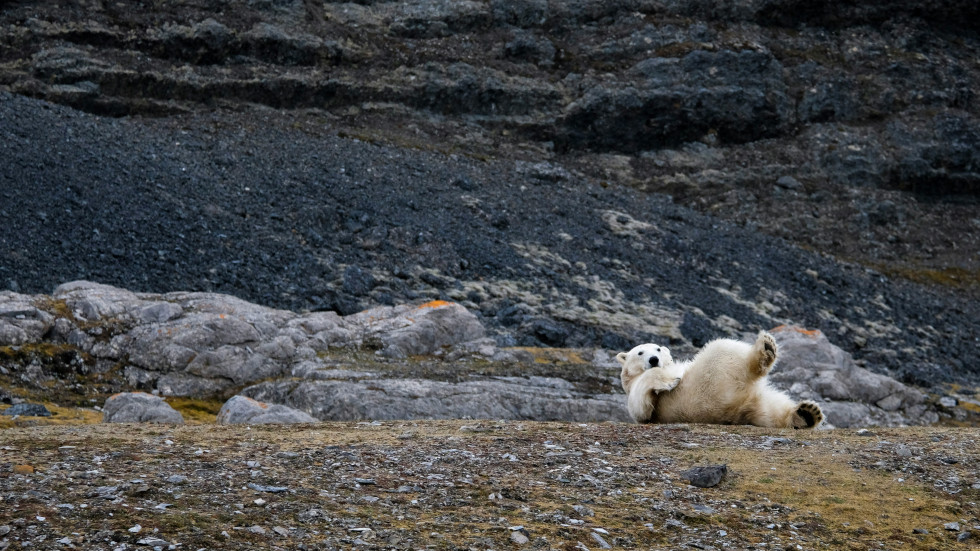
left=792, top=400, right=824, bottom=429
left=752, top=331, right=779, bottom=376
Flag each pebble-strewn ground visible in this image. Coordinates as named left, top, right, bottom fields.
left=1, top=422, right=977, bottom=550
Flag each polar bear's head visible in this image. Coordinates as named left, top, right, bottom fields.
left=616, top=343, right=673, bottom=370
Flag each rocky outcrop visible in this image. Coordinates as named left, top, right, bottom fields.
left=2, top=282, right=968, bottom=427
left=1, top=281, right=492, bottom=398
left=768, top=326, right=938, bottom=428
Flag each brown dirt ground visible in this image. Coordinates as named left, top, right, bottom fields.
left=1, top=421, right=977, bottom=550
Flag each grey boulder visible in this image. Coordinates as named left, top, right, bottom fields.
left=217, top=395, right=317, bottom=424
left=102, top=392, right=184, bottom=424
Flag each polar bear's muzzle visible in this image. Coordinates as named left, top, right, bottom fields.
left=648, top=356, right=660, bottom=368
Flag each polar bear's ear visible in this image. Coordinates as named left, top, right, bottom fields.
left=615, top=352, right=627, bottom=364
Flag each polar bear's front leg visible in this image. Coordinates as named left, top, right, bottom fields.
left=660, top=376, right=682, bottom=392
left=748, top=331, right=778, bottom=378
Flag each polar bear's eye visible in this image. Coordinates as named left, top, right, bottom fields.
left=655, top=347, right=660, bottom=352
left=637, top=351, right=644, bottom=356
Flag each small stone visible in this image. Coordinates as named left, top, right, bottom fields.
left=249, top=526, right=266, bottom=535
left=273, top=526, right=289, bottom=537
left=94, top=486, right=119, bottom=499
left=165, top=475, right=188, bottom=484
left=895, top=444, right=913, bottom=457
left=681, top=464, right=728, bottom=488
left=572, top=504, right=594, bottom=517
left=354, top=478, right=376, bottom=485
left=136, top=536, right=170, bottom=546
left=692, top=504, right=717, bottom=514
left=912, top=528, right=929, bottom=534
left=938, top=396, right=958, bottom=408
left=247, top=483, right=288, bottom=493
left=855, top=429, right=875, bottom=436
left=591, top=531, right=612, bottom=549
left=776, top=175, right=804, bottom=191
left=253, top=498, right=267, bottom=506
left=957, top=532, right=972, bottom=542
left=128, top=524, right=142, bottom=533
left=509, top=530, right=529, bottom=545
left=945, top=522, right=961, bottom=531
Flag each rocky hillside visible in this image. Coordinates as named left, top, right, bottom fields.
left=0, top=0, right=978, bottom=393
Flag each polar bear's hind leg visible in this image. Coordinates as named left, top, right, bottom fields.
left=792, top=400, right=824, bottom=429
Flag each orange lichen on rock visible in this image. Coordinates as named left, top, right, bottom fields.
left=416, top=300, right=453, bottom=310
left=771, top=325, right=823, bottom=338
left=242, top=396, right=270, bottom=409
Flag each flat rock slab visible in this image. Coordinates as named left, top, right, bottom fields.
left=2, top=403, right=52, bottom=417
left=240, top=377, right=630, bottom=423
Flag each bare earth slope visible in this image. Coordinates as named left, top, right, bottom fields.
left=1, top=3, right=979, bottom=384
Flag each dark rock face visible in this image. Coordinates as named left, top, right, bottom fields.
left=557, top=50, right=791, bottom=152
left=0, top=0, right=978, bottom=391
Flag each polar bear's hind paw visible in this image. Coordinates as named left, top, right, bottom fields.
left=792, top=400, right=824, bottom=429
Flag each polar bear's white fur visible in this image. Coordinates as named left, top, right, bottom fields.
left=617, top=331, right=823, bottom=429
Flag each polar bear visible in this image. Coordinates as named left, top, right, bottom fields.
left=616, top=331, right=823, bottom=429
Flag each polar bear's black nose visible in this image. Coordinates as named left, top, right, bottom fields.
left=648, top=356, right=659, bottom=367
